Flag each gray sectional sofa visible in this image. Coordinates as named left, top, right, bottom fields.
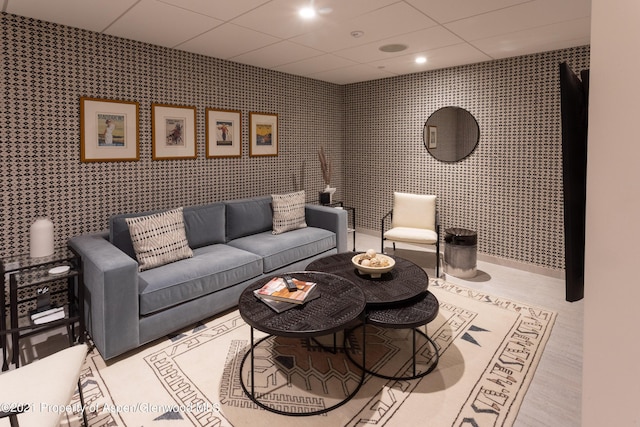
left=69, top=195, right=348, bottom=360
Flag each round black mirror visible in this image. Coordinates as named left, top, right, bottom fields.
left=423, top=107, right=479, bottom=162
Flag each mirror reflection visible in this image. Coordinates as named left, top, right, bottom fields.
left=423, top=107, right=479, bottom=162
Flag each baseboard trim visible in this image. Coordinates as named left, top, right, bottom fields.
left=356, top=227, right=565, bottom=280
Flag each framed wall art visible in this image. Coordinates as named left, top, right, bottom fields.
left=249, top=112, right=278, bottom=157
left=427, top=125, right=438, bottom=149
left=206, top=108, right=242, bottom=158
left=80, top=97, right=139, bottom=162
left=152, top=103, right=197, bottom=160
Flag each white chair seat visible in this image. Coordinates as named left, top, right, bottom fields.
left=0, top=344, right=87, bottom=427
left=384, top=227, right=438, bottom=245
left=381, top=192, right=440, bottom=276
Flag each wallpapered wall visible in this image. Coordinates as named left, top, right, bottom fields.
left=0, top=13, right=344, bottom=258
left=1, top=12, right=590, bottom=272
left=344, top=45, right=590, bottom=270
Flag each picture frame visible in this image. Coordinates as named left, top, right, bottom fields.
left=206, top=108, right=242, bottom=158
left=80, top=97, right=139, bottom=162
left=249, top=112, right=278, bottom=157
left=427, top=125, right=438, bottom=149
left=152, top=103, right=197, bottom=160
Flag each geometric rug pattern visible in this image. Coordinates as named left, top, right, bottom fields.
left=61, top=280, right=556, bottom=427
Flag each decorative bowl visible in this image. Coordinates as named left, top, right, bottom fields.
left=351, top=253, right=395, bottom=278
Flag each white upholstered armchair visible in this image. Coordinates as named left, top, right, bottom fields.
left=0, top=344, right=88, bottom=427
left=381, top=192, right=440, bottom=277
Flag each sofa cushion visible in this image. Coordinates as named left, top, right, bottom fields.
left=227, top=227, right=335, bottom=273
left=110, top=202, right=225, bottom=258
left=272, top=190, right=307, bottom=234
left=224, top=196, right=273, bottom=241
left=125, top=207, right=193, bottom=271
left=138, top=244, right=263, bottom=316
left=183, top=202, right=226, bottom=248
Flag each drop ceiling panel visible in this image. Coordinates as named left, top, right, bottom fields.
left=230, top=0, right=399, bottom=39
left=157, top=0, right=271, bottom=21
left=231, top=41, right=325, bottom=69
left=405, top=0, right=532, bottom=24
left=5, top=0, right=138, bottom=32
left=309, top=63, right=396, bottom=85
left=177, top=23, right=279, bottom=59
left=273, top=54, right=356, bottom=77
left=292, top=2, right=438, bottom=53
left=445, top=0, right=591, bottom=42
left=473, top=17, right=591, bottom=59
left=334, top=26, right=464, bottom=64
left=371, top=43, right=492, bottom=75
left=103, top=0, right=223, bottom=48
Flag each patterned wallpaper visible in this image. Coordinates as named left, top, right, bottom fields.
left=1, top=12, right=590, bottom=272
left=0, top=13, right=344, bottom=258
left=344, top=45, right=590, bottom=270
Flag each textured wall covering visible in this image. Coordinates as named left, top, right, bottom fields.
left=344, top=45, right=590, bottom=270
left=0, top=13, right=344, bottom=258
left=1, top=12, right=590, bottom=272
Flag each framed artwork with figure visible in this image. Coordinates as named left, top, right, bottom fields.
left=80, top=97, right=139, bottom=162
left=152, top=103, right=197, bottom=160
left=249, top=112, right=278, bottom=157
left=206, top=108, right=242, bottom=158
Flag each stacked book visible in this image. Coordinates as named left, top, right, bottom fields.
left=30, top=306, right=65, bottom=325
left=254, top=276, right=318, bottom=313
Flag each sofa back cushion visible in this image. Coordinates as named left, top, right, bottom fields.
left=182, top=203, right=226, bottom=248
left=224, top=196, right=273, bottom=241
left=110, top=202, right=226, bottom=258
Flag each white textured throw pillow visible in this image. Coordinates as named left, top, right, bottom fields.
left=125, top=207, right=193, bottom=271
left=272, top=190, right=307, bottom=235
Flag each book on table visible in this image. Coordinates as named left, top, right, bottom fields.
left=254, top=276, right=318, bottom=305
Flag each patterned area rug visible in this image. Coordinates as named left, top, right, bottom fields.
left=61, top=281, right=556, bottom=427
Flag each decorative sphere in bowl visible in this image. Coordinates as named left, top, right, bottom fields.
left=352, top=251, right=395, bottom=278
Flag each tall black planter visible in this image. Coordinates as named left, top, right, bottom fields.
left=559, top=62, right=589, bottom=302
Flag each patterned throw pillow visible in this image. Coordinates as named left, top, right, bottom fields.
left=272, top=190, right=307, bottom=235
left=125, top=207, right=193, bottom=271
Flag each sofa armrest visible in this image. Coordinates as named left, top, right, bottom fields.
left=305, top=204, right=348, bottom=253
left=68, top=232, right=140, bottom=360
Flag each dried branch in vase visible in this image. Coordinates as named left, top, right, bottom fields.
left=318, top=145, right=332, bottom=185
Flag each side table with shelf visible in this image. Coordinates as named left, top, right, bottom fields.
left=1, top=248, right=85, bottom=371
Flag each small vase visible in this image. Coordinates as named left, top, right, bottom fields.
left=30, top=217, right=54, bottom=258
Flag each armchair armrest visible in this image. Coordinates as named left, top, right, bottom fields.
left=68, top=232, right=140, bottom=360
left=305, top=204, right=348, bottom=253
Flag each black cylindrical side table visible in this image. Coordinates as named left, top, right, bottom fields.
left=444, top=228, right=477, bottom=278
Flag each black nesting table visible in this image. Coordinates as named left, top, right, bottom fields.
left=307, top=252, right=440, bottom=380
left=238, top=271, right=366, bottom=416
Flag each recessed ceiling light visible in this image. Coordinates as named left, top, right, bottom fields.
left=415, top=56, right=427, bottom=64
left=299, top=7, right=316, bottom=19
left=379, top=44, right=408, bottom=53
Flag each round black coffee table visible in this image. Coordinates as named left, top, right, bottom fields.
left=238, top=271, right=366, bottom=416
left=308, top=253, right=440, bottom=380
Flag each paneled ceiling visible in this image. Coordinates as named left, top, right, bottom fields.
left=3, top=0, right=591, bottom=84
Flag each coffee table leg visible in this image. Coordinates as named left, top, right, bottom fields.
left=250, top=327, right=255, bottom=398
